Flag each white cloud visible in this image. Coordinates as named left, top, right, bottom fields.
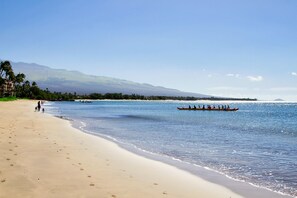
left=292, top=72, right=297, bottom=76
left=247, top=75, right=263, bottom=82
left=226, top=73, right=240, bottom=78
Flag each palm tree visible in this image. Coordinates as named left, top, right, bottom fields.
left=0, top=61, right=15, bottom=96
left=15, top=73, right=26, bottom=84
left=30, top=81, right=41, bottom=98
left=0, top=61, right=13, bottom=81
left=14, top=73, right=26, bottom=97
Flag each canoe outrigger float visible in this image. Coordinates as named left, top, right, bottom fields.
left=177, top=107, right=239, bottom=111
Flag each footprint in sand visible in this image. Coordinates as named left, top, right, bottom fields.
left=9, top=149, right=13, bottom=152
left=88, top=175, right=91, bottom=178
left=163, top=191, right=167, bottom=195
left=89, top=183, right=95, bottom=186
left=153, top=183, right=158, bottom=186
left=111, top=195, right=117, bottom=198
left=6, top=158, right=10, bottom=161
left=14, top=153, right=18, bottom=156
left=80, top=168, right=84, bottom=171
left=1, top=179, right=6, bottom=183
left=10, top=164, right=14, bottom=167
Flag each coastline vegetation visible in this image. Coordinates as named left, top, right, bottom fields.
left=0, top=60, right=257, bottom=101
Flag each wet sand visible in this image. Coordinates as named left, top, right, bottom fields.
left=0, top=100, right=245, bottom=198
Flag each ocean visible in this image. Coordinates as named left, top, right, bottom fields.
left=45, top=100, right=297, bottom=197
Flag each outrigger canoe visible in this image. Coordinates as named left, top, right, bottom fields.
left=177, top=107, right=239, bottom=111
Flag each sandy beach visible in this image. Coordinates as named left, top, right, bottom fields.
left=0, top=100, right=245, bottom=198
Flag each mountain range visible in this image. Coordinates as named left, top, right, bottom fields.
left=11, top=61, right=209, bottom=97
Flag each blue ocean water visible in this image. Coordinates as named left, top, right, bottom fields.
left=46, top=101, right=297, bottom=197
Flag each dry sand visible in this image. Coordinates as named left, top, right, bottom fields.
left=0, top=100, right=244, bottom=198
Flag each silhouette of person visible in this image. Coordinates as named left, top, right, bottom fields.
left=37, top=101, right=41, bottom=111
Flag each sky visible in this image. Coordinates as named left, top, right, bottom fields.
left=1, top=0, right=297, bottom=100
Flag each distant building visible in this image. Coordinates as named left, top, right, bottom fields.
left=0, top=80, right=15, bottom=97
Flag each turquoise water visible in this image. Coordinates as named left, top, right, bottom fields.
left=46, top=101, right=297, bottom=197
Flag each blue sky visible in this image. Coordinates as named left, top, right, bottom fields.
left=1, top=0, right=296, bottom=100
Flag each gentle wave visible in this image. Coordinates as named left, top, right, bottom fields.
left=45, top=101, right=297, bottom=197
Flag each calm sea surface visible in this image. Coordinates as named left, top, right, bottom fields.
left=46, top=101, right=297, bottom=197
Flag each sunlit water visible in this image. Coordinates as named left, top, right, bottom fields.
left=45, top=101, right=297, bottom=197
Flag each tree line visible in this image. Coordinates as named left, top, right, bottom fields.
left=0, top=60, right=257, bottom=101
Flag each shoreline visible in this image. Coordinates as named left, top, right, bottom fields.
left=71, top=117, right=293, bottom=198
left=49, top=101, right=294, bottom=198
left=0, top=100, right=293, bottom=197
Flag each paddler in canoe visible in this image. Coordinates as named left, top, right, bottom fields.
left=177, top=105, right=238, bottom=111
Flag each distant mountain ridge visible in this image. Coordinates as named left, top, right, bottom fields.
left=11, top=61, right=210, bottom=97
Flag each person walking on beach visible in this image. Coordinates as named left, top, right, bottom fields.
left=37, top=101, right=41, bottom=111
